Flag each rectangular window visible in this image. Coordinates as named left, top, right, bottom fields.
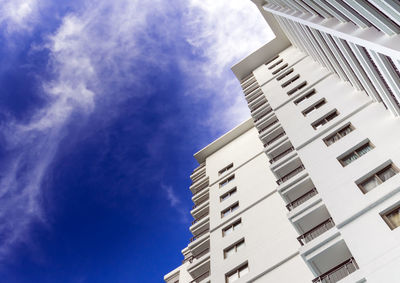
left=276, top=68, right=294, bottom=81
left=281, top=74, right=300, bottom=88
left=382, top=205, right=400, bottom=230
left=294, top=89, right=316, bottom=105
left=224, top=239, right=245, bottom=259
left=220, top=187, right=237, bottom=202
left=222, top=219, right=242, bottom=237
left=264, top=55, right=279, bottom=66
left=302, top=99, right=326, bottom=116
left=268, top=59, right=283, bottom=70
left=219, top=175, right=235, bottom=188
left=226, top=263, right=249, bottom=283
left=323, top=124, right=354, bottom=146
left=287, top=81, right=307, bottom=95
left=221, top=202, right=239, bottom=218
left=311, top=110, right=339, bottom=130
left=219, top=163, right=233, bottom=175
left=338, top=142, right=373, bottom=167
left=357, top=164, right=399, bottom=194
left=271, top=63, right=289, bottom=75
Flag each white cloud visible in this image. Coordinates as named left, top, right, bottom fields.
left=0, top=0, right=40, bottom=33
left=182, top=0, right=274, bottom=132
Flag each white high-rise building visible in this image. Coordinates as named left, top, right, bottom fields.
left=165, top=1, right=400, bottom=282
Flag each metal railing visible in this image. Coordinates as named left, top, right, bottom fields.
left=192, top=181, right=209, bottom=196
left=269, top=146, right=295, bottom=164
left=189, top=270, right=210, bottom=283
left=188, top=248, right=210, bottom=263
left=254, top=110, right=273, bottom=123
left=190, top=229, right=209, bottom=242
left=258, top=119, right=279, bottom=134
left=264, top=131, right=286, bottom=147
left=297, top=217, right=335, bottom=245
left=286, top=188, right=318, bottom=211
left=312, top=257, right=358, bottom=283
left=191, top=172, right=206, bottom=185
left=276, top=165, right=305, bottom=185
left=192, top=197, right=209, bottom=210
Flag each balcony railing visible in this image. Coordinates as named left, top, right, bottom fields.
left=297, top=217, right=335, bottom=246
left=312, top=258, right=359, bottom=283
left=192, top=183, right=208, bottom=196
left=192, top=212, right=209, bottom=225
left=190, top=229, right=209, bottom=242
left=247, top=91, right=263, bottom=103
left=191, top=172, right=206, bottom=185
left=192, top=197, right=209, bottom=209
left=250, top=101, right=267, bottom=113
left=269, top=146, right=295, bottom=164
left=253, top=109, right=273, bottom=123
left=264, top=131, right=286, bottom=147
left=258, top=119, right=279, bottom=134
left=189, top=270, right=210, bottom=283
left=188, top=248, right=210, bottom=263
left=286, top=188, right=318, bottom=211
left=276, top=164, right=305, bottom=185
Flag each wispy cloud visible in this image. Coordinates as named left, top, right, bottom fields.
left=161, top=184, right=188, bottom=223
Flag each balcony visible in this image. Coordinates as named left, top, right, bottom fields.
left=253, top=109, right=274, bottom=123
left=297, top=217, right=335, bottom=246
left=246, top=89, right=263, bottom=103
left=192, top=212, right=209, bottom=226
left=252, top=103, right=272, bottom=121
left=286, top=187, right=318, bottom=211
left=190, top=177, right=209, bottom=196
left=276, top=165, right=305, bottom=185
left=312, top=258, right=359, bottom=283
left=190, top=228, right=209, bottom=242
left=270, top=146, right=294, bottom=164
left=189, top=271, right=210, bottom=283
left=192, top=195, right=209, bottom=209
left=188, top=248, right=210, bottom=263
left=243, top=83, right=259, bottom=96
left=263, top=131, right=286, bottom=148
left=249, top=99, right=267, bottom=113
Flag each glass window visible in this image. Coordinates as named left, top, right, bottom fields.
left=339, top=142, right=373, bottom=167
left=226, top=263, right=249, bottom=283
left=219, top=175, right=235, bottom=188
left=220, top=188, right=237, bottom=202
left=324, top=124, right=354, bottom=146
left=221, top=203, right=239, bottom=218
left=294, top=89, right=316, bottom=105
left=224, top=239, right=245, bottom=259
left=358, top=164, right=398, bottom=194
left=219, top=163, right=234, bottom=175
left=222, top=219, right=242, bottom=237
left=383, top=206, right=400, bottom=230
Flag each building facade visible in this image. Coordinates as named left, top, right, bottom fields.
left=166, top=0, right=400, bottom=282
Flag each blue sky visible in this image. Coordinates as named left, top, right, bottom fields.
left=0, top=0, right=272, bottom=282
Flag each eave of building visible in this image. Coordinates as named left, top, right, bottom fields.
left=193, top=118, right=254, bottom=163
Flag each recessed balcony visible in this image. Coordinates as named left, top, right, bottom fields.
left=269, top=146, right=295, bottom=164
left=258, top=118, right=279, bottom=135
left=241, top=76, right=256, bottom=89
left=312, top=257, right=359, bottom=283
left=187, top=255, right=210, bottom=283
left=243, top=82, right=259, bottom=96
left=248, top=95, right=266, bottom=110
left=191, top=203, right=209, bottom=223
left=189, top=271, right=210, bottom=283
left=297, top=217, right=335, bottom=246
left=263, top=128, right=286, bottom=149
left=276, top=164, right=305, bottom=185
left=252, top=103, right=272, bottom=120
left=192, top=193, right=209, bottom=209
left=254, top=108, right=275, bottom=124
left=190, top=226, right=209, bottom=243
left=246, top=89, right=263, bottom=103
left=190, top=177, right=209, bottom=196
left=286, top=187, right=318, bottom=211
left=271, top=156, right=302, bottom=181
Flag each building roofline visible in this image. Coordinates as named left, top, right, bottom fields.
left=231, top=0, right=291, bottom=81
left=194, top=118, right=254, bottom=163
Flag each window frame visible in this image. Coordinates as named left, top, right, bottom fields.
left=221, top=202, right=239, bottom=218
left=301, top=98, right=326, bottom=116
left=337, top=140, right=374, bottom=167
left=222, top=219, right=242, bottom=237
left=323, top=123, right=354, bottom=146
left=382, top=204, right=400, bottom=230
left=287, top=81, right=307, bottom=95
left=219, top=163, right=234, bottom=176
left=294, top=88, right=316, bottom=105
left=220, top=187, right=237, bottom=202
left=219, top=174, right=235, bottom=188
left=311, top=109, right=339, bottom=130
left=225, top=262, right=249, bottom=283
left=276, top=68, right=294, bottom=81
left=223, top=238, right=245, bottom=259
left=357, top=163, right=399, bottom=194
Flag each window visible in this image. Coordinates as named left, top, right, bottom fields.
left=224, top=239, right=245, bottom=259
left=268, top=59, right=283, bottom=70
left=302, top=99, right=326, bottom=116
left=264, top=55, right=279, bottom=66
left=226, top=263, right=249, bottom=283
left=338, top=142, right=373, bottom=167
left=219, top=175, right=235, bottom=188
left=219, top=163, right=233, bottom=175
left=287, top=81, right=307, bottom=95
left=281, top=74, right=300, bottom=88
left=221, top=202, right=239, bottom=218
left=222, top=219, right=242, bottom=237
left=294, top=89, right=316, bottom=105
left=272, top=63, right=289, bottom=75
left=311, top=110, right=339, bottom=130
left=220, top=188, right=237, bottom=202
left=357, top=164, right=399, bottom=194
left=382, top=205, right=400, bottom=230
left=276, top=68, right=294, bottom=81
left=323, top=124, right=354, bottom=146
